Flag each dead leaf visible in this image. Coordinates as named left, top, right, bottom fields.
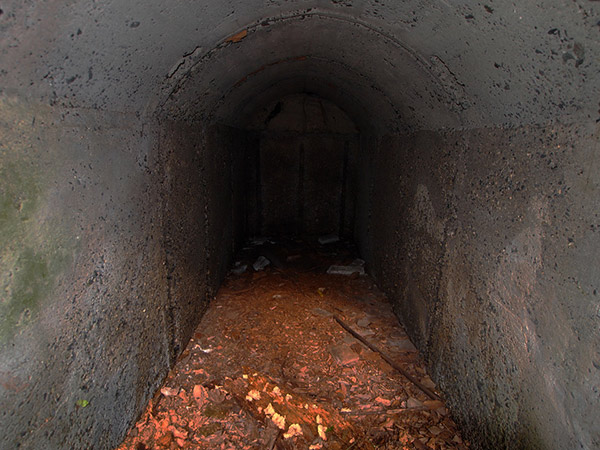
left=171, top=427, right=188, bottom=439
left=246, top=390, right=261, bottom=401
left=421, top=376, right=436, bottom=389
left=227, top=29, right=247, bottom=43
left=424, top=400, right=444, bottom=409
left=407, top=397, right=423, bottom=408
left=429, top=426, right=442, bottom=436
left=156, top=431, right=173, bottom=447
left=375, top=396, right=392, bottom=406
left=382, top=417, right=395, bottom=429
left=158, top=418, right=170, bottom=433
left=178, top=390, right=188, bottom=402
left=317, top=424, right=327, bottom=440
left=160, top=387, right=179, bottom=397
left=193, top=385, right=207, bottom=408
left=207, top=388, right=226, bottom=404
left=283, top=423, right=303, bottom=439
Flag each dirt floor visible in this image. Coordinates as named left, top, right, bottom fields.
left=116, top=238, right=469, bottom=450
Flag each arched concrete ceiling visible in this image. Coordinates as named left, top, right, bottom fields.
left=1, top=0, right=598, bottom=131
left=157, top=12, right=463, bottom=132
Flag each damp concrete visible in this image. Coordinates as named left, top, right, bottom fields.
left=0, top=1, right=599, bottom=449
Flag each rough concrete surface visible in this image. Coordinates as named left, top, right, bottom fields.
left=0, top=98, right=244, bottom=448
left=1, top=0, right=599, bottom=449
left=362, top=124, right=600, bottom=449
left=0, top=96, right=169, bottom=449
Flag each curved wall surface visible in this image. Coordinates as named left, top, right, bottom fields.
left=0, top=1, right=599, bottom=448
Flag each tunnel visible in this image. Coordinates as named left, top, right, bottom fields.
left=1, top=1, right=599, bottom=449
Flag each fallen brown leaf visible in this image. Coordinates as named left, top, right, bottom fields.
left=227, top=29, right=248, bottom=43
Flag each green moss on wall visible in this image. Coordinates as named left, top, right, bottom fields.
left=1, top=247, right=50, bottom=342
left=0, top=162, right=41, bottom=242
left=0, top=100, right=72, bottom=344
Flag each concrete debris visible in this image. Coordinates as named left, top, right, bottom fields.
left=327, top=264, right=365, bottom=276
left=357, top=317, right=371, bottom=328
left=317, top=423, right=328, bottom=440
left=351, top=258, right=365, bottom=267
left=253, top=256, right=270, bottom=271
left=318, top=234, right=340, bottom=245
left=264, top=403, right=286, bottom=429
left=231, top=263, right=247, bottom=275
left=193, top=385, right=208, bottom=408
left=245, top=390, right=261, bottom=401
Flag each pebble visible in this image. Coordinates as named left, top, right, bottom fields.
left=357, top=317, right=371, bottom=327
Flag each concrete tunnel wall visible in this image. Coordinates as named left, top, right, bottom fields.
left=0, top=1, right=599, bottom=449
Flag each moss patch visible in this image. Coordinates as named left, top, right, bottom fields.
left=0, top=100, right=72, bottom=343
left=0, top=161, right=41, bottom=245
left=1, top=247, right=51, bottom=342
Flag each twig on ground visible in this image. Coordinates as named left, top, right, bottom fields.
left=333, top=315, right=441, bottom=401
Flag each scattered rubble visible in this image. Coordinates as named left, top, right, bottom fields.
left=116, top=239, right=469, bottom=450
left=253, top=255, right=271, bottom=271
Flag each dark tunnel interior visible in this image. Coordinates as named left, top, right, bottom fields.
left=1, top=1, right=599, bottom=449
left=244, top=93, right=359, bottom=238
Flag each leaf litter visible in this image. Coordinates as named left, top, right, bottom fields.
left=116, top=238, right=469, bottom=450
